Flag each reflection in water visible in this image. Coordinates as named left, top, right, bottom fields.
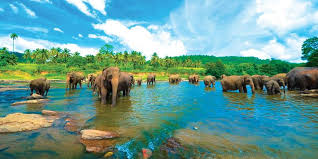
left=0, top=81, right=317, bottom=158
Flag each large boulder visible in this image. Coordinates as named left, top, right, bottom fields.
left=11, top=99, right=49, bottom=106
left=41, top=110, right=59, bottom=116
left=0, top=113, right=54, bottom=133
left=80, top=129, right=119, bottom=140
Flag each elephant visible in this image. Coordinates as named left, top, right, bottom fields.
left=294, top=69, right=318, bottom=91
left=265, top=80, right=281, bottom=95
left=66, top=72, right=85, bottom=90
left=286, top=67, right=317, bottom=90
left=203, top=75, right=216, bottom=87
left=189, top=75, right=199, bottom=84
left=221, top=75, right=255, bottom=94
left=136, top=78, right=142, bottom=86
left=221, top=74, right=227, bottom=79
left=272, top=73, right=287, bottom=83
left=147, top=74, right=156, bottom=85
left=30, top=78, right=50, bottom=96
left=87, top=73, right=97, bottom=88
left=262, top=76, right=286, bottom=93
left=118, top=72, right=133, bottom=96
left=251, top=75, right=268, bottom=90
left=93, top=74, right=102, bottom=98
left=129, top=73, right=135, bottom=86
left=169, top=74, right=181, bottom=84
left=100, top=67, right=120, bottom=106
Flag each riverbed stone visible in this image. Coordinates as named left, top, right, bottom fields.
left=300, top=93, right=318, bottom=97
left=26, top=94, right=45, bottom=100
left=80, top=139, right=117, bottom=153
left=0, top=113, right=54, bottom=133
left=11, top=99, right=49, bottom=106
left=64, top=118, right=80, bottom=133
left=80, top=129, right=119, bottom=140
left=42, top=110, right=59, bottom=116
left=160, top=137, right=183, bottom=154
left=0, top=87, right=28, bottom=92
left=142, top=148, right=152, bottom=159
left=104, top=151, right=114, bottom=158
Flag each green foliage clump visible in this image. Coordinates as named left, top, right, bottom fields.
left=205, top=61, right=226, bottom=78
left=302, top=37, right=318, bottom=66
left=0, top=47, right=18, bottom=66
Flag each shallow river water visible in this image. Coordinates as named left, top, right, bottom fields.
left=0, top=81, right=317, bottom=159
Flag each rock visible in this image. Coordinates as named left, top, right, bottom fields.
left=80, top=139, right=117, bottom=153
left=11, top=99, right=49, bottom=106
left=64, top=118, right=80, bottom=133
left=42, top=110, right=59, bottom=116
left=104, top=151, right=114, bottom=158
left=0, top=113, right=54, bottom=133
left=142, top=148, right=152, bottom=159
left=26, top=94, right=44, bottom=100
left=80, top=129, right=119, bottom=140
left=301, top=89, right=318, bottom=94
left=160, top=137, right=183, bottom=154
left=0, top=87, right=28, bottom=92
left=301, top=94, right=318, bottom=97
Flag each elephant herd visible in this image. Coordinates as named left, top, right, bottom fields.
left=27, top=67, right=318, bottom=107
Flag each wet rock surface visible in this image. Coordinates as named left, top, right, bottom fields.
left=26, top=94, right=45, bottom=100
left=64, top=118, right=81, bottom=133
left=160, top=137, right=184, bottom=154
left=80, top=129, right=119, bottom=140
left=0, top=113, right=55, bottom=133
left=11, top=99, right=49, bottom=106
left=42, top=110, right=59, bottom=116
left=79, top=139, right=117, bottom=153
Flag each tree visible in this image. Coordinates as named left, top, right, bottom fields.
left=23, top=49, right=32, bottom=63
left=150, top=52, right=160, bottom=68
left=0, top=47, right=17, bottom=66
left=302, top=37, right=318, bottom=66
left=205, top=60, right=226, bottom=78
left=10, top=33, right=18, bottom=52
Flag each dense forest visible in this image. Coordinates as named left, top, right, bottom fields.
left=1, top=35, right=318, bottom=80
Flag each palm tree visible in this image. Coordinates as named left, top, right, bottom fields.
left=23, top=49, right=32, bottom=63
left=10, top=33, right=18, bottom=52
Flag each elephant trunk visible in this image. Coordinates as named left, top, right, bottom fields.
left=111, top=78, right=119, bottom=107
left=282, top=82, right=286, bottom=94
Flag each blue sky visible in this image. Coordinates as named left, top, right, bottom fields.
left=0, top=0, right=317, bottom=62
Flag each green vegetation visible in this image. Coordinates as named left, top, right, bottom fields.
left=1, top=33, right=310, bottom=80
left=302, top=37, right=318, bottom=67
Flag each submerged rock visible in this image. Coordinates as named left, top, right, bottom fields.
left=142, top=148, right=152, bottom=159
left=64, top=118, right=80, bottom=133
left=42, top=110, right=59, bottom=116
left=11, top=99, right=49, bottom=106
left=26, top=94, right=45, bottom=100
left=80, top=139, right=117, bottom=153
left=160, top=137, right=183, bottom=154
left=104, top=151, right=114, bottom=158
left=80, top=129, right=119, bottom=140
left=300, top=94, right=318, bottom=97
left=0, top=113, right=54, bottom=133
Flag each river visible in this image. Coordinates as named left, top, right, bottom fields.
left=0, top=81, right=317, bottom=158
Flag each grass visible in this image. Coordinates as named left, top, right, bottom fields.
left=0, top=63, right=206, bottom=81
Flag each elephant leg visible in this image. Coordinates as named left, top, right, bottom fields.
left=30, top=88, right=33, bottom=96
left=239, top=86, right=244, bottom=93
left=80, top=82, right=82, bottom=88
left=243, top=85, right=247, bottom=93
left=45, top=89, right=49, bottom=96
left=101, top=87, right=107, bottom=105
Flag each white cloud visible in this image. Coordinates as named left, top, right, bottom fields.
left=88, top=34, right=112, bottom=43
left=93, top=19, right=187, bottom=59
left=240, top=34, right=306, bottom=62
left=19, top=3, right=37, bottom=18
left=78, top=34, right=83, bottom=38
left=53, top=27, right=64, bottom=33
left=1, top=25, right=48, bottom=33
left=30, top=0, right=52, bottom=3
left=255, top=0, right=318, bottom=35
left=0, top=35, right=98, bottom=56
left=9, top=4, right=18, bottom=14
left=147, top=25, right=159, bottom=31
left=65, top=0, right=107, bottom=17
left=0, top=8, right=4, bottom=12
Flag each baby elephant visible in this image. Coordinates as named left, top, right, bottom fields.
left=265, top=80, right=281, bottom=95
left=136, top=78, right=142, bottom=86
